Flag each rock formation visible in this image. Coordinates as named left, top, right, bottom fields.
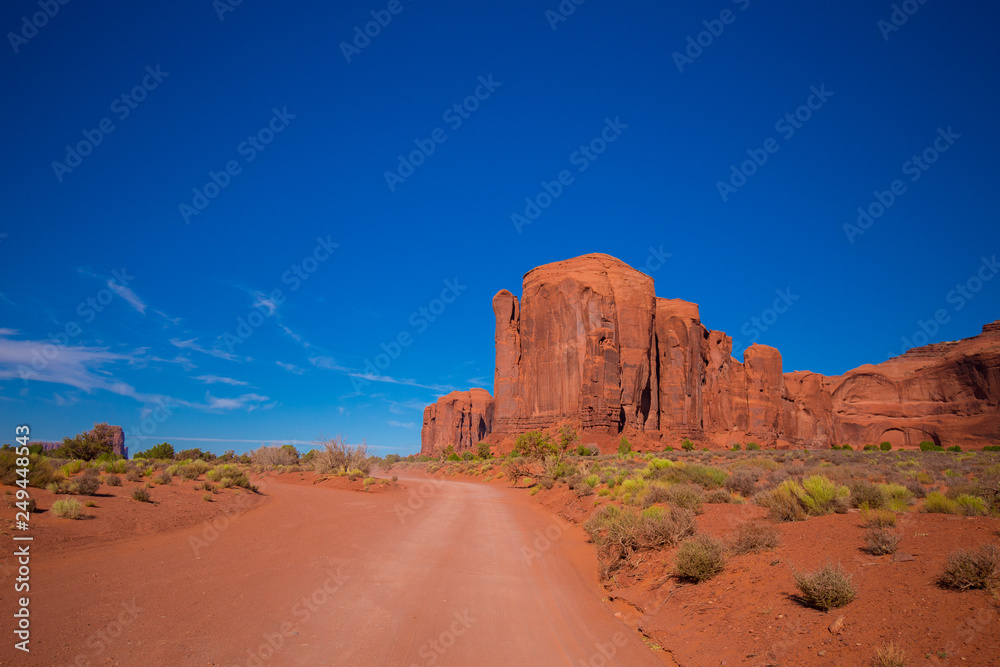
left=421, top=388, right=494, bottom=454
left=420, top=254, right=1000, bottom=454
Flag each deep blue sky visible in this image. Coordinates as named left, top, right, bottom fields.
left=1, top=0, right=998, bottom=454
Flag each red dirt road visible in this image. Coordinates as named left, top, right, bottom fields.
left=18, top=475, right=667, bottom=666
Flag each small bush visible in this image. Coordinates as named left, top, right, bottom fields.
left=863, top=528, right=901, bottom=555
left=754, top=482, right=807, bottom=522
left=922, top=491, right=958, bottom=514
left=745, top=442, right=760, bottom=451
left=584, top=505, right=696, bottom=574
left=955, top=494, right=988, bottom=516
left=877, top=483, right=914, bottom=512
left=860, top=508, right=896, bottom=528
left=674, top=535, right=726, bottom=582
left=75, top=473, right=102, bottom=496
left=793, top=561, right=856, bottom=611
left=879, top=442, right=892, bottom=452
left=582, top=474, right=600, bottom=488
left=618, top=437, right=632, bottom=456
left=872, top=641, right=906, bottom=667
left=983, top=445, right=1000, bottom=452
left=132, top=488, right=151, bottom=503
left=726, top=469, right=759, bottom=497
left=920, top=441, right=944, bottom=452
left=177, top=464, right=200, bottom=481
left=800, top=476, right=850, bottom=514
left=849, top=480, right=887, bottom=509
left=126, top=470, right=141, bottom=483
left=663, top=483, right=705, bottom=513
left=939, top=545, right=1000, bottom=590
left=153, top=470, right=171, bottom=485
left=705, top=488, right=734, bottom=503
left=681, top=439, right=695, bottom=452
left=51, top=499, right=84, bottom=519
left=105, top=474, right=122, bottom=487
left=947, top=445, right=962, bottom=452
left=203, top=493, right=213, bottom=502
left=729, top=521, right=780, bottom=555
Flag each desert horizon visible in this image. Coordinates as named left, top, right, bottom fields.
left=3, top=1, right=999, bottom=665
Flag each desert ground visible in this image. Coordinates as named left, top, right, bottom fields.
left=4, top=446, right=1000, bottom=666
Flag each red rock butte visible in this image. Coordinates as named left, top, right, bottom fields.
left=421, top=253, right=1000, bottom=454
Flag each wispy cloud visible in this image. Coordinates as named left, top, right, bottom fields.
left=309, top=355, right=454, bottom=393
left=388, top=420, right=417, bottom=429
left=108, top=279, right=147, bottom=314
left=170, top=337, right=240, bottom=362
left=252, top=291, right=280, bottom=316
left=276, top=361, right=307, bottom=375
left=203, top=392, right=271, bottom=411
left=194, top=374, right=249, bottom=386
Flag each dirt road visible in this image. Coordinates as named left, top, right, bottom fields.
left=23, top=474, right=667, bottom=666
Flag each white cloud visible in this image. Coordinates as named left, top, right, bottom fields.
left=388, top=420, right=417, bottom=429
left=108, top=279, right=147, bottom=314
left=276, top=361, right=307, bottom=375
left=203, top=392, right=271, bottom=411
left=170, top=338, right=240, bottom=362
left=308, top=356, right=454, bottom=392
left=194, top=375, right=249, bottom=386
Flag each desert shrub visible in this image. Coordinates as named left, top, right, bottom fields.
left=876, top=483, right=913, bottom=511
left=680, top=438, right=695, bottom=452
left=636, top=481, right=670, bottom=507
left=663, top=483, right=704, bottom=513
left=203, top=493, right=213, bottom=502
left=705, top=488, right=734, bottom=503
left=619, top=477, right=648, bottom=504
left=312, top=435, right=372, bottom=474
left=939, top=545, right=1000, bottom=590
left=728, top=521, right=780, bottom=555
left=51, top=499, right=84, bottom=519
left=544, top=457, right=577, bottom=482
left=726, top=469, right=759, bottom=497
left=864, top=527, right=901, bottom=555
left=860, top=508, right=896, bottom=528
left=754, top=482, right=807, bottom=522
left=575, top=482, right=595, bottom=497
left=584, top=505, right=696, bottom=573
left=60, top=460, right=84, bottom=477
left=104, top=474, right=122, bottom=486
left=901, top=478, right=926, bottom=499
left=502, top=460, right=529, bottom=485
left=153, top=471, right=172, bottom=485
left=872, top=641, right=906, bottom=667
left=476, top=441, right=492, bottom=459
left=745, top=442, right=760, bottom=451
left=177, top=464, right=200, bottom=481
left=102, top=459, right=128, bottom=474
left=947, top=445, right=962, bottom=452
left=919, top=441, right=944, bottom=452
left=125, top=470, right=141, bottom=483
left=731, top=443, right=742, bottom=451
left=134, top=442, right=175, bottom=459
left=678, top=464, right=727, bottom=489
left=618, top=437, right=633, bottom=456
left=793, top=561, right=856, bottom=610
left=132, top=487, right=151, bottom=503
left=72, top=472, right=101, bottom=496
left=799, top=476, right=850, bottom=514
left=983, top=445, right=1000, bottom=452
left=879, top=442, right=892, bottom=452
left=863, top=444, right=877, bottom=451
left=955, top=494, right=988, bottom=516
left=849, top=480, right=887, bottom=509
left=582, top=474, right=600, bottom=488
left=922, top=491, right=958, bottom=514
left=674, top=535, right=726, bottom=582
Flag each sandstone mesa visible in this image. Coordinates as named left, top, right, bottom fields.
left=422, top=253, right=999, bottom=454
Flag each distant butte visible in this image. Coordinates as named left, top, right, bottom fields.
left=421, top=254, right=1000, bottom=454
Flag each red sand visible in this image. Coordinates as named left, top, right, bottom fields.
left=6, top=472, right=669, bottom=665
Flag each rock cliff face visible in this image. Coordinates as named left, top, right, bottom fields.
left=420, top=254, right=1000, bottom=453
left=421, top=388, right=494, bottom=454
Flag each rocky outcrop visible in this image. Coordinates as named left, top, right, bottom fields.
left=421, top=388, right=494, bottom=454
left=420, top=254, right=1000, bottom=453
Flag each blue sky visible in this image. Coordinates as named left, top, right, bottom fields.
left=1, top=0, right=998, bottom=455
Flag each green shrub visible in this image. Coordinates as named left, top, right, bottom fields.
left=177, top=464, right=200, bottom=480
left=730, top=443, right=742, bottom=451
left=920, top=441, right=944, bottom=452
left=134, top=442, right=175, bottom=459
left=864, top=527, right=901, bottom=555
left=52, top=499, right=84, bottom=519
left=60, top=460, right=84, bottom=477
left=132, top=487, right=151, bottom=503
left=514, top=431, right=556, bottom=460
left=880, top=442, right=892, bottom=451
left=105, top=474, right=122, bottom=486
left=584, top=505, right=696, bottom=574
left=663, top=483, right=705, bottom=513
left=841, top=444, right=854, bottom=451
left=800, top=476, right=850, bottom=515
left=947, top=445, right=962, bottom=452
left=983, top=445, right=1000, bottom=452
left=745, top=442, right=760, bottom=451
left=863, top=444, right=877, bottom=451
left=677, top=464, right=727, bottom=489
left=674, top=535, right=726, bottom=582
left=476, top=442, right=492, bottom=459
left=618, top=437, right=632, bottom=456
left=728, top=521, right=780, bottom=555
left=754, top=482, right=807, bottom=522
left=793, top=561, right=856, bottom=610
left=582, top=474, right=600, bottom=488
left=153, top=470, right=171, bottom=485
left=848, top=480, right=887, bottom=509
left=922, top=491, right=958, bottom=514
left=681, top=439, right=695, bottom=452
left=955, top=494, right=988, bottom=516
left=860, top=508, right=896, bottom=528
left=877, top=483, right=914, bottom=511
left=939, top=545, right=1000, bottom=590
